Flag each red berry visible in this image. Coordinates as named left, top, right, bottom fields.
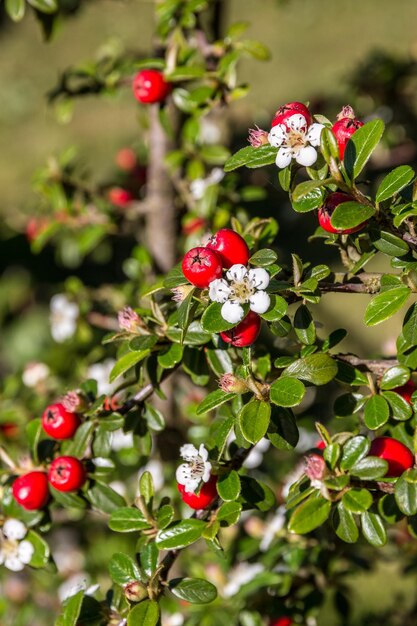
left=393, top=380, right=417, bottom=404
left=12, top=472, right=49, bottom=510
left=270, top=618, right=292, bottom=626
left=132, top=69, right=172, bottom=104
left=369, top=437, right=414, bottom=477
left=318, top=192, right=367, bottom=235
left=182, top=247, right=222, bottom=289
left=115, top=148, right=137, bottom=172
left=332, top=116, right=364, bottom=160
left=315, top=439, right=326, bottom=450
left=220, top=311, right=261, bottom=347
left=48, top=456, right=86, bottom=492
left=271, top=101, right=312, bottom=128
left=41, top=403, right=81, bottom=440
left=107, top=187, right=134, bottom=208
left=178, top=475, right=218, bottom=510
left=182, top=217, right=206, bottom=236
left=206, top=228, right=250, bottom=269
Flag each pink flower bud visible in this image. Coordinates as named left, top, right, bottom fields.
left=124, top=581, right=148, bottom=602
left=304, top=453, right=326, bottom=483
left=62, top=390, right=84, bottom=413
left=118, top=306, right=141, bottom=332
left=218, top=373, right=248, bottom=394
left=336, top=105, right=356, bottom=121
left=171, top=284, right=194, bottom=303
left=248, top=125, right=269, bottom=148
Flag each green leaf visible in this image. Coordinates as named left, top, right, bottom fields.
left=395, top=469, right=417, bottom=515
left=27, top=0, right=57, bottom=13
left=291, top=177, right=335, bottom=202
left=335, top=361, right=369, bottom=386
left=291, top=187, right=324, bottom=213
left=27, top=530, right=50, bottom=568
left=378, top=494, right=403, bottom=523
left=294, top=304, right=316, bottom=345
left=260, top=295, right=288, bottom=322
left=201, top=302, right=244, bottom=333
left=364, top=287, right=410, bottom=326
left=380, top=365, right=410, bottom=390
left=371, top=230, right=409, bottom=256
left=224, top=145, right=277, bottom=172
left=340, top=436, right=370, bottom=470
left=5, top=0, right=26, bottom=21
left=350, top=457, right=389, bottom=480
left=382, top=390, right=413, bottom=421
left=238, top=400, right=271, bottom=444
left=156, top=504, right=174, bottom=529
left=200, top=145, right=230, bottom=165
left=323, top=443, right=341, bottom=470
left=167, top=322, right=211, bottom=346
left=163, top=263, right=188, bottom=289
left=361, top=511, right=387, bottom=546
left=363, top=395, right=389, bottom=430
left=270, top=377, right=305, bottom=408
left=169, top=578, right=217, bottom=604
left=330, top=201, right=375, bottom=230
left=217, top=501, right=242, bottom=526
left=344, top=119, right=385, bottom=179
left=342, top=489, right=373, bottom=514
left=87, top=482, right=126, bottom=514
left=50, top=486, right=86, bottom=509
left=334, top=502, right=359, bottom=543
left=217, top=470, right=241, bottom=501
left=56, top=591, right=83, bottom=626
left=240, top=39, right=271, bottom=60
left=283, top=353, right=337, bottom=385
left=376, top=165, right=414, bottom=202
left=109, top=552, right=143, bottom=585
left=249, top=248, right=277, bottom=266
left=144, top=404, right=165, bottom=432
left=156, top=519, right=206, bottom=549
left=62, top=421, right=95, bottom=458
left=127, top=600, right=159, bottom=626
left=110, top=350, right=150, bottom=382
left=205, top=348, right=233, bottom=376
left=403, top=302, right=417, bottom=346
left=267, top=406, right=299, bottom=450
left=196, top=390, right=235, bottom=415
left=109, top=507, right=150, bottom=532
left=239, top=476, right=275, bottom=511
left=139, top=471, right=154, bottom=504
left=288, top=495, right=332, bottom=534
left=140, top=543, right=158, bottom=577
left=157, top=343, right=183, bottom=369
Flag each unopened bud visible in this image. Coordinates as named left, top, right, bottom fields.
left=336, top=105, right=356, bottom=121
left=62, top=390, right=85, bottom=413
left=171, top=284, right=194, bottom=303
left=304, top=453, right=326, bottom=484
left=118, top=306, right=141, bottom=333
left=248, top=126, right=269, bottom=148
left=218, top=373, right=248, bottom=394
left=124, top=580, right=148, bottom=602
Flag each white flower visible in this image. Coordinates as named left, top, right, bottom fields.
left=49, top=294, right=79, bottom=343
left=190, top=168, right=225, bottom=200
left=259, top=506, right=286, bottom=551
left=87, top=359, right=117, bottom=396
left=0, top=519, right=34, bottom=572
left=22, top=362, right=50, bottom=388
left=222, top=562, right=264, bottom=598
left=176, top=443, right=212, bottom=494
left=268, top=113, right=324, bottom=169
left=58, top=572, right=99, bottom=602
left=209, top=264, right=270, bottom=324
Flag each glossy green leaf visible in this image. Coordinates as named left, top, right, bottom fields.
left=376, top=165, right=414, bottom=202
left=267, top=406, right=299, bottom=450
left=110, top=350, right=150, bottom=382
left=342, top=489, right=373, bottom=514
left=55, top=591, right=83, bottom=626
left=260, top=294, right=288, bottom=322
left=270, top=377, right=305, bottom=408
left=344, top=118, right=385, bottom=179
left=217, top=470, right=241, bottom=502
left=201, top=302, right=243, bottom=333
left=288, top=495, right=331, bottom=534
left=403, top=302, right=417, bottom=346
left=87, top=483, right=126, bottom=514
left=382, top=391, right=413, bottom=421
left=27, top=0, right=58, bottom=13
left=371, top=230, right=409, bottom=256
left=27, top=530, right=50, bottom=568
left=157, top=343, right=184, bottom=369
left=156, top=520, right=206, bottom=550
left=334, top=502, right=359, bottom=543
left=350, top=457, right=389, bottom=480
left=5, top=0, right=25, bottom=21
left=249, top=248, right=277, bottom=266
left=196, top=390, right=235, bottom=415
left=363, top=395, right=389, bottom=430
left=283, top=353, right=337, bottom=385
left=217, top=501, right=242, bottom=526
left=169, top=577, right=217, bottom=604
left=238, top=400, right=271, bottom=444
left=340, top=436, right=370, bottom=470
left=361, top=511, right=387, bottom=546
left=109, top=552, right=142, bottom=585
left=364, top=287, right=410, bottom=326
left=293, top=304, right=316, bottom=345
left=395, top=469, right=417, bottom=515
left=239, top=476, right=275, bottom=511
left=380, top=365, right=410, bottom=390
left=330, top=201, right=375, bottom=230
left=127, top=600, right=159, bottom=626
left=224, top=145, right=277, bottom=172
left=291, top=187, right=324, bottom=213
left=205, top=348, right=233, bottom=376
left=62, top=421, right=95, bottom=458
left=109, top=507, right=150, bottom=532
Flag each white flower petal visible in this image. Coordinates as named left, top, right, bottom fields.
left=4, top=556, right=24, bottom=572
left=198, top=444, right=209, bottom=462
left=268, top=125, right=286, bottom=147
left=208, top=279, right=231, bottom=303
left=296, top=146, right=318, bottom=167
left=226, top=264, right=248, bottom=282
left=287, top=113, right=308, bottom=132
left=221, top=301, right=245, bottom=324
left=276, top=147, right=292, bottom=169
left=50, top=294, right=69, bottom=313
left=306, top=123, right=324, bottom=147
left=17, top=540, right=34, bottom=564
left=176, top=463, right=192, bottom=485
left=249, top=291, right=270, bottom=314
left=180, top=444, right=198, bottom=461
left=3, top=519, right=27, bottom=541
left=248, top=268, right=270, bottom=290
left=202, top=464, right=212, bottom=483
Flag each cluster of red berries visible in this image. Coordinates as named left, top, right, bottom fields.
left=181, top=228, right=262, bottom=347
left=12, top=403, right=86, bottom=510
left=132, top=69, right=172, bottom=105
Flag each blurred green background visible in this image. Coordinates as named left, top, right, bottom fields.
left=2, top=1, right=417, bottom=624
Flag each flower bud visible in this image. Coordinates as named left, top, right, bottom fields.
left=218, top=373, right=249, bottom=394
left=62, top=390, right=86, bottom=413
left=248, top=126, right=269, bottom=148
left=124, top=581, right=148, bottom=602
left=304, top=453, right=326, bottom=484
left=118, top=307, right=141, bottom=333
left=336, top=105, right=356, bottom=121
left=171, top=284, right=194, bottom=303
